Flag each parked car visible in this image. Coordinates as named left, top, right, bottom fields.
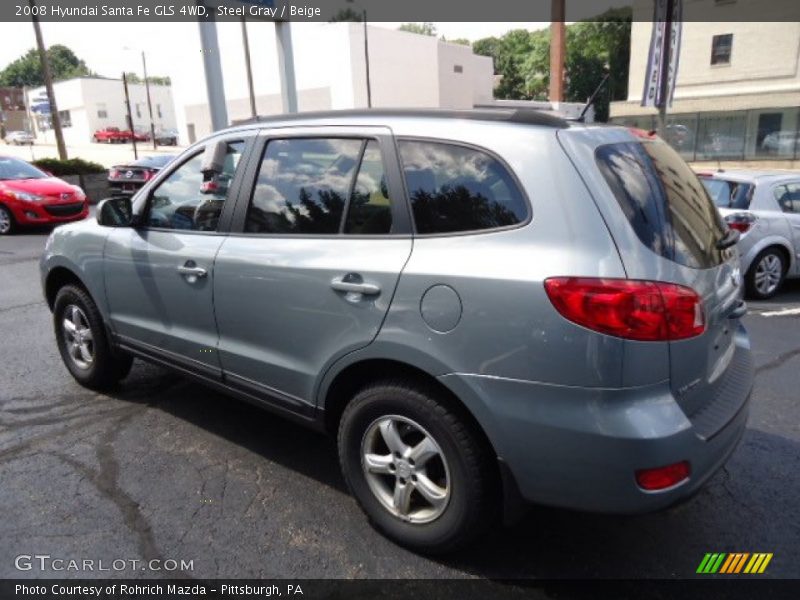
left=108, top=154, right=177, bottom=196
left=93, top=127, right=137, bottom=144
left=699, top=170, right=800, bottom=299
left=0, top=155, right=88, bottom=235
left=4, top=130, right=35, bottom=145
left=41, top=109, right=753, bottom=553
left=154, top=128, right=179, bottom=146
left=761, top=131, right=800, bottom=156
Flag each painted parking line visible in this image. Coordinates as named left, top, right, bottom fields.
left=758, top=307, right=800, bottom=317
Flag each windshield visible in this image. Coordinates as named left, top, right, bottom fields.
left=0, top=157, right=47, bottom=180
left=699, top=177, right=754, bottom=209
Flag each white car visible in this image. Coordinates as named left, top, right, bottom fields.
left=4, top=131, right=35, bottom=146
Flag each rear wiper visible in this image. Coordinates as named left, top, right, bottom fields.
left=716, top=228, right=740, bottom=250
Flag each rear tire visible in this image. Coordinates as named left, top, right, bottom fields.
left=746, top=248, right=786, bottom=299
left=0, top=205, right=15, bottom=235
left=54, top=285, right=133, bottom=390
left=338, top=380, right=496, bottom=553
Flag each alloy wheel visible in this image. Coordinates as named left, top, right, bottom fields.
left=754, top=254, right=783, bottom=296
left=62, top=304, right=95, bottom=369
left=361, top=415, right=451, bottom=523
left=0, top=207, right=11, bottom=234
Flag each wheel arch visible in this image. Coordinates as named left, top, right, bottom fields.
left=743, top=236, right=794, bottom=276
left=45, top=266, right=92, bottom=311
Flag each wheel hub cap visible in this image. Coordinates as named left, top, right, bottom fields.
left=62, top=304, right=94, bottom=370
left=361, top=415, right=451, bottom=524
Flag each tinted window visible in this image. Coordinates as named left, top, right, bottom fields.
left=398, top=140, right=527, bottom=234
left=699, top=177, right=753, bottom=209
left=344, top=141, right=392, bottom=234
left=774, top=183, right=800, bottom=213
left=146, top=141, right=244, bottom=231
left=246, top=138, right=363, bottom=234
left=596, top=141, right=727, bottom=269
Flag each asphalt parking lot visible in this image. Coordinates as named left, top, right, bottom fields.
left=1, top=227, right=799, bottom=580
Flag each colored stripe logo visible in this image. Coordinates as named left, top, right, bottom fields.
left=697, top=552, right=773, bottom=574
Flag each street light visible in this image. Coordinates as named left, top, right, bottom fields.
left=123, top=46, right=157, bottom=150
left=346, top=0, right=372, bottom=108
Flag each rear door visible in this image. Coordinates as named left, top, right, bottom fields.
left=773, top=182, right=800, bottom=273
left=560, top=129, right=745, bottom=426
left=212, top=126, right=412, bottom=413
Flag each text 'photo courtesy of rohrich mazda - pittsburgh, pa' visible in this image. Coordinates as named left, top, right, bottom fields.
left=2, top=0, right=800, bottom=597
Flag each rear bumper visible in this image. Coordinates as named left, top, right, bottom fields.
left=439, top=330, right=753, bottom=514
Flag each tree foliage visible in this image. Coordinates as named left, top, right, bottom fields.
left=472, top=7, right=632, bottom=121
left=398, top=23, right=437, bottom=36
left=0, top=45, right=94, bottom=87
left=124, top=72, right=172, bottom=86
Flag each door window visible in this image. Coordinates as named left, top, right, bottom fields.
left=145, top=141, right=244, bottom=231
left=246, top=137, right=385, bottom=235
left=774, top=184, right=800, bottom=213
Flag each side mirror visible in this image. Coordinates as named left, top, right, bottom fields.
left=97, top=196, right=134, bottom=227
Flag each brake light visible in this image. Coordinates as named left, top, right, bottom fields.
left=544, top=277, right=705, bottom=341
left=635, top=461, right=690, bottom=491
left=144, top=169, right=156, bottom=181
left=109, top=169, right=119, bottom=179
left=628, top=127, right=658, bottom=140
left=724, top=213, right=756, bottom=234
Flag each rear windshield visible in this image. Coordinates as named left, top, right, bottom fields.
left=596, top=141, right=727, bottom=269
left=699, top=177, right=754, bottom=210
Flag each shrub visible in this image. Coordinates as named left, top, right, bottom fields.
left=32, top=157, right=106, bottom=176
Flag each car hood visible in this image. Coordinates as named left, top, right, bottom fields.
left=1, top=177, right=77, bottom=195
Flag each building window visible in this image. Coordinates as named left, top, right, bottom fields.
left=453, top=65, right=463, bottom=73
left=157, top=104, right=162, bottom=118
left=135, top=103, right=141, bottom=118
left=58, top=110, right=72, bottom=128
left=97, top=103, right=108, bottom=119
left=711, top=34, right=733, bottom=65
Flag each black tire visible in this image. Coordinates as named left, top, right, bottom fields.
left=53, top=284, right=133, bottom=390
left=745, top=247, right=786, bottom=300
left=0, top=204, right=15, bottom=235
left=338, top=380, right=497, bottom=553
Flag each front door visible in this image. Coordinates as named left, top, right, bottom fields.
left=104, top=137, right=250, bottom=375
left=213, top=128, right=412, bottom=412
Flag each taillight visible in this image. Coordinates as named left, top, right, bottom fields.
left=724, top=212, right=756, bottom=234
left=109, top=169, right=119, bottom=179
left=543, top=277, right=705, bottom=341
left=144, top=169, right=156, bottom=181
left=636, top=461, right=690, bottom=491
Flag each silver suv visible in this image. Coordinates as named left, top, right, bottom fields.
left=41, top=110, right=754, bottom=553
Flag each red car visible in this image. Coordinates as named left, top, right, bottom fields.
left=0, top=156, right=89, bottom=235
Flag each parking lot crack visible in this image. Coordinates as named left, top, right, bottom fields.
left=756, top=346, right=800, bottom=375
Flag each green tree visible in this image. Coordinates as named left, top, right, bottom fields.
left=0, top=45, right=94, bottom=87
left=124, top=72, right=171, bottom=86
left=398, top=23, right=437, bottom=36
left=443, top=38, right=471, bottom=46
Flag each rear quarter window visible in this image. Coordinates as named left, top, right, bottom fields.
left=596, top=141, right=727, bottom=269
left=700, top=177, right=754, bottom=210
left=397, top=140, right=528, bottom=234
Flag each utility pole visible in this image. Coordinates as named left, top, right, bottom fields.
left=241, top=17, right=257, bottom=119
left=30, top=0, right=67, bottom=159
left=141, top=52, right=157, bottom=150
left=549, top=0, right=566, bottom=103
left=122, top=72, right=138, bottom=160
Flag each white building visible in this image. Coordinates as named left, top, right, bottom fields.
left=183, top=23, right=494, bottom=143
left=27, top=76, right=178, bottom=146
left=610, top=0, right=800, bottom=164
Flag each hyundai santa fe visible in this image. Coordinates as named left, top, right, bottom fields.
left=41, top=109, right=754, bottom=553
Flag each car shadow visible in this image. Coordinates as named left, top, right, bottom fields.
left=106, top=364, right=799, bottom=578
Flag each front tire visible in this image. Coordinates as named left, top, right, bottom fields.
left=0, top=205, right=15, bottom=235
left=338, top=381, right=496, bottom=553
left=746, top=248, right=786, bottom=299
left=54, top=285, right=133, bottom=390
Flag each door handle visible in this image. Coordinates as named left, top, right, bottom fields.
left=177, top=261, right=208, bottom=281
left=330, top=276, right=381, bottom=296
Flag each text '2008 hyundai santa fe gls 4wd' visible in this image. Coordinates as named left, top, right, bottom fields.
left=41, top=109, right=754, bottom=553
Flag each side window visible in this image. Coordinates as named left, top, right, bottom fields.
left=344, top=140, right=392, bottom=234
left=774, top=184, right=800, bottom=213
left=146, top=141, right=244, bottom=231
left=246, top=138, right=363, bottom=234
left=397, top=140, right=528, bottom=234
